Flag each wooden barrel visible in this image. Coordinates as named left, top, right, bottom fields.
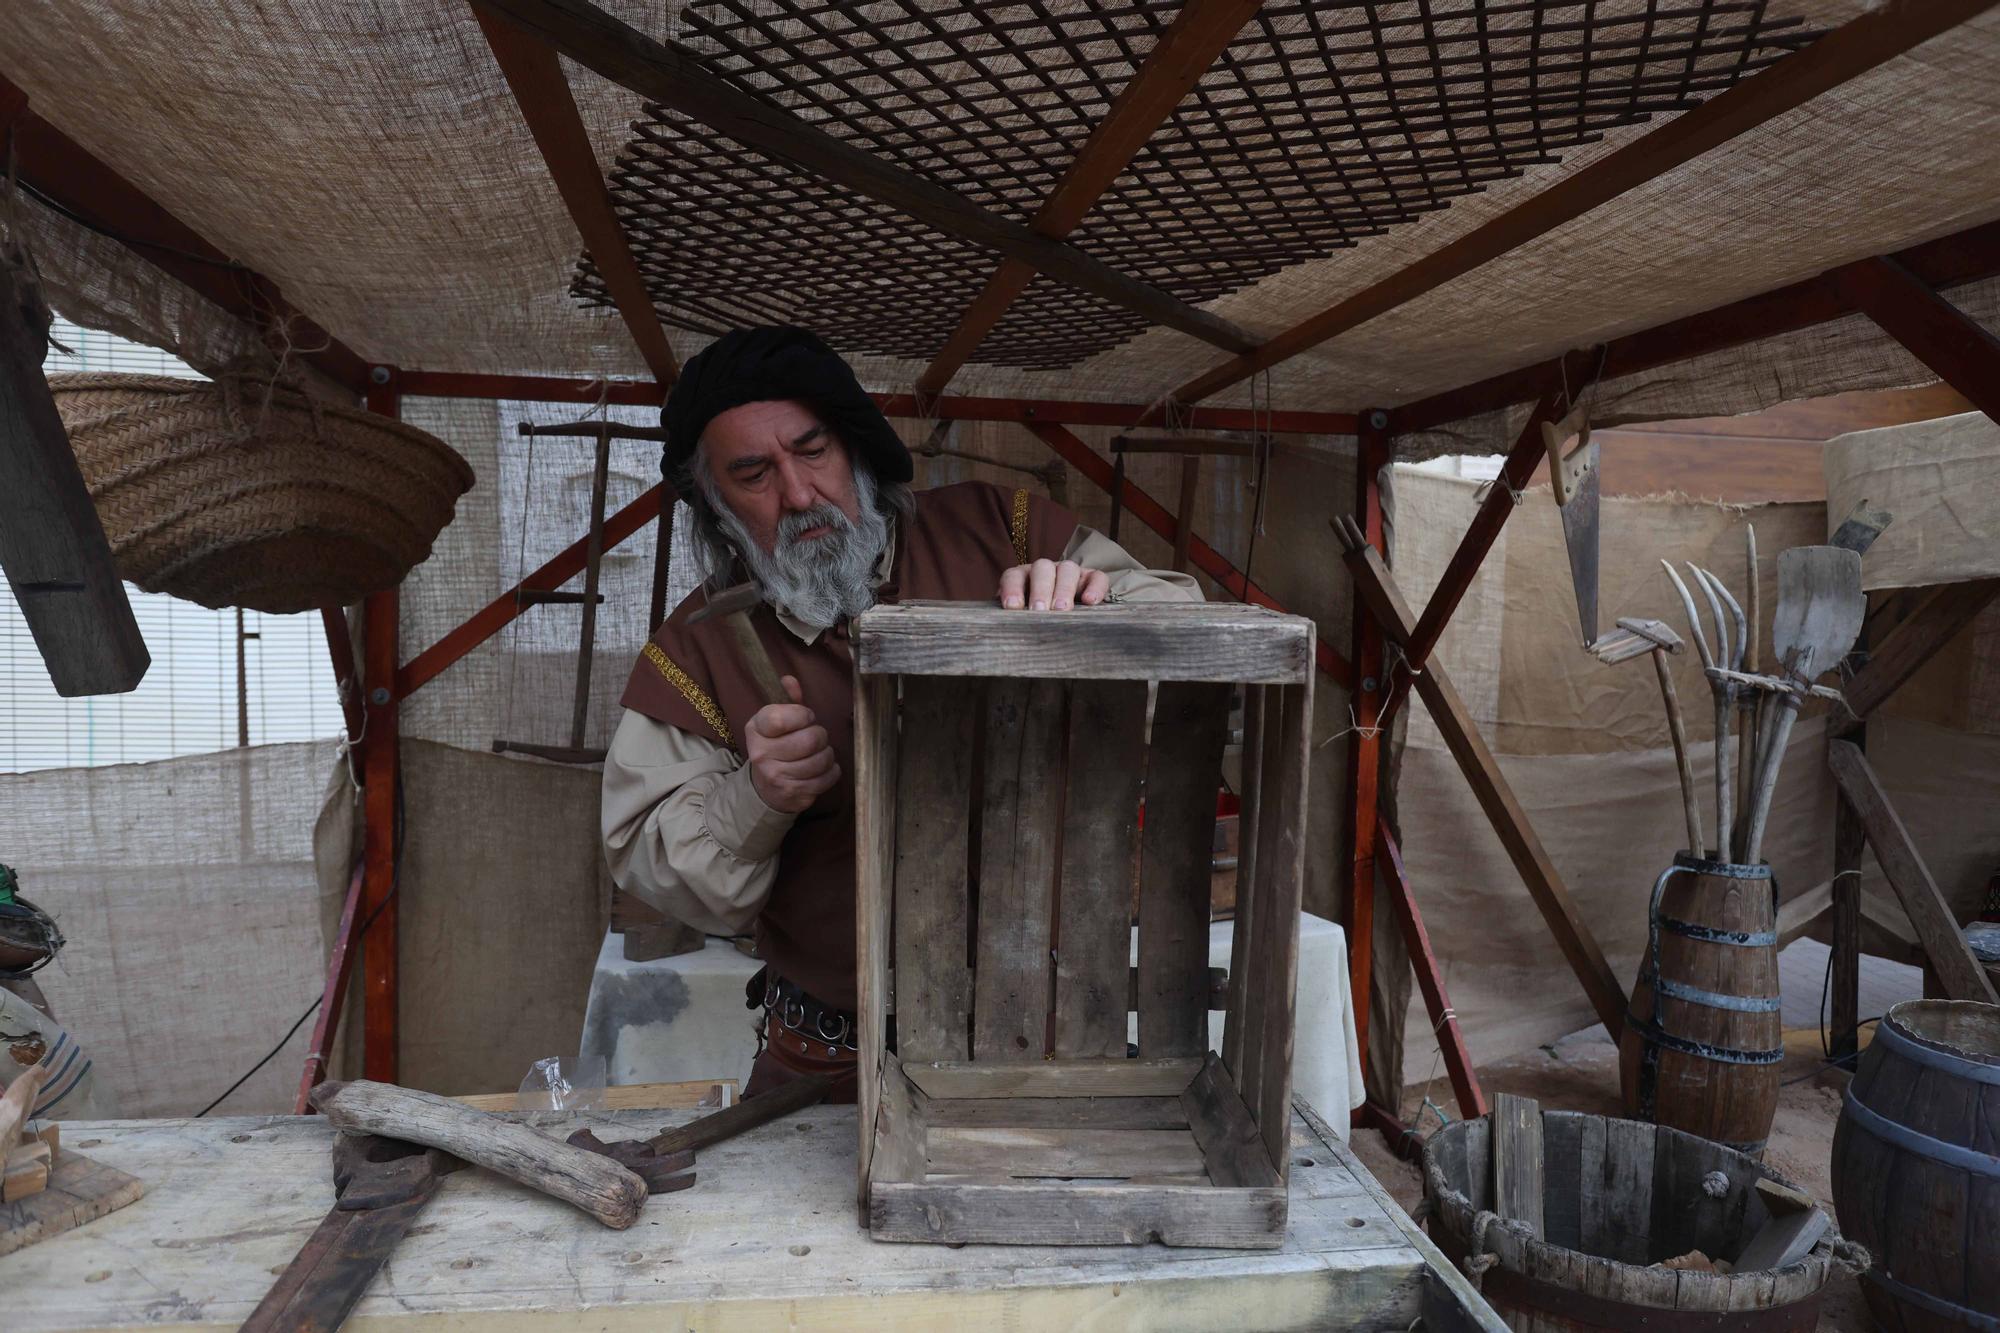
left=1423, top=1109, right=1843, bottom=1330
left=1832, top=999, right=2000, bottom=1331
left=1619, top=854, right=1781, bottom=1154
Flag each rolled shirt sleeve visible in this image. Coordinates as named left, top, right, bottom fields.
left=600, top=708, right=796, bottom=936
left=1062, top=525, right=1204, bottom=603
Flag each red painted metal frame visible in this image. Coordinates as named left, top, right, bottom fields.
left=397, top=483, right=669, bottom=699
left=1343, top=416, right=1390, bottom=1068
left=396, top=369, right=1358, bottom=436
left=295, top=858, right=364, bottom=1113
left=1378, top=816, right=1485, bottom=1119
left=1393, top=218, right=2000, bottom=434
left=359, top=375, right=403, bottom=1083
left=1025, top=419, right=1354, bottom=688
left=319, top=606, right=364, bottom=758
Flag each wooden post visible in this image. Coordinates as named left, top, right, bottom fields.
left=1344, top=413, right=1390, bottom=1072
left=1171, top=454, right=1201, bottom=574
left=360, top=370, right=403, bottom=1083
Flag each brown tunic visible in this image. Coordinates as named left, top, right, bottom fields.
left=618, top=481, right=1075, bottom=1009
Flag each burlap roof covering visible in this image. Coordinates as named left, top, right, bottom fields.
left=3, top=2, right=1998, bottom=452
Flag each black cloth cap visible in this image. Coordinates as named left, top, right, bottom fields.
left=661, top=326, right=913, bottom=491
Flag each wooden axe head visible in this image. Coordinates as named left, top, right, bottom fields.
left=688, top=581, right=764, bottom=626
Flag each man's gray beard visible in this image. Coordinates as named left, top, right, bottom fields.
left=711, top=467, right=890, bottom=630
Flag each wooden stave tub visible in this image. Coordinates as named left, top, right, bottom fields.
left=1832, top=998, right=2000, bottom=1332
left=1620, top=854, right=1782, bottom=1155
left=1423, top=1109, right=1845, bottom=1331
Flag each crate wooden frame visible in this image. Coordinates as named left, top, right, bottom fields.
left=853, top=600, right=1314, bottom=1248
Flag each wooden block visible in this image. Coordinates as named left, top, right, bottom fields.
left=1137, top=682, right=1229, bottom=1057
left=971, top=679, right=1064, bottom=1061
left=1180, top=1052, right=1279, bottom=1188
left=1491, top=1093, right=1544, bottom=1238
left=33, top=1121, right=58, bottom=1162
left=1055, top=680, right=1147, bottom=1058
left=1828, top=740, right=1999, bottom=1003
left=853, top=601, right=1313, bottom=684
left=1733, top=1206, right=1829, bottom=1271
left=1753, top=1175, right=1815, bottom=1217
left=0, top=1148, right=144, bottom=1256
left=893, top=676, right=978, bottom=1062
left=4, top=1139, right=51, bottom=1201
left=870, top=1053, right=927, bottom=1185
left=902, top=1058, right=1201, bottom=1101
left=0, top=1063, right=47, bottom=1156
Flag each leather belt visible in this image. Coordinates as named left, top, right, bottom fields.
left=746, top=968, right=859, bottom=1055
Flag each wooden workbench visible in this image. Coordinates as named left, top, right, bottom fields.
left=6, top=1100, right=1501, bottom=1331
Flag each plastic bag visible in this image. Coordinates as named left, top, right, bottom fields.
left=515, top=1054, right=607, bottom=1112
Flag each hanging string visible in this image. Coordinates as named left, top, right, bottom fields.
left=1314, top=701, right=1385, bottom=751
left=1238, top=367, right=1275, bottom=601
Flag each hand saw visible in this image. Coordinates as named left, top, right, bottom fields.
left=1542, top=398, right=1600, bottom=646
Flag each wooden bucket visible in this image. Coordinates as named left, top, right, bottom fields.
left=1423, top=1110, right=1847, bottom=1331
left=1832, top=998, right=2000, bottom=1331
left=1619, top=854, right=1781, bottom=1154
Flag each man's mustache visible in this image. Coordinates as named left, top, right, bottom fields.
left=775, top=504, right=852, bottom=546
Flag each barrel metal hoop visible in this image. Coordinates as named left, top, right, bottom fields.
left=1863, top=1267, right=2000, bottom=1331
left=1480, top=1264, right=1818, bottom=1331
left=1628, top=1015, right=1783, bottom=1066
left=1876, top=1015, right=2000, bottom=1086
left=1658, top=916, right=1778, bottom=947
left=1671, top=853, right=1775, bottom=881
left=1842, top=1086, right=2000, bottom=1178
left=1648, top=971, right=1783, bottom=1013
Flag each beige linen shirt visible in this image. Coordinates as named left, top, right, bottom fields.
left=601, top=525, right=1202, bottom=936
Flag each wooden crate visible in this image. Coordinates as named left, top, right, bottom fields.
left=852, top=601, right=1314, bottom=1248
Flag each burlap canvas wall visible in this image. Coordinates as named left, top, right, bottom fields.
left=1387, top=469, right=1839, bottom=1076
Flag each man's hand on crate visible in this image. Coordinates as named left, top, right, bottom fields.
left=997, top=558, right=1110, bottom=611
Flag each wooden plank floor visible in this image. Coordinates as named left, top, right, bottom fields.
left=4, top=1103, right=1499, bottom=1331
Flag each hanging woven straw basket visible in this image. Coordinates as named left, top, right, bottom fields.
left=49, top=371, right=475, bottom=614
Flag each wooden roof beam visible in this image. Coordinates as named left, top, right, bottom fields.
left=914, top=0, right=1268, bottom=397
left=473, top=3, right=678, bottom=385
left=477, top=0, right=1259, bottom=358
left=1392, top=218, right=2000, bottom=434
left=0, top=73, right=371, bottom=396
left=1156, top=0, right=1999, bottom=419
left=1834, top=255, right=2000, bottom=425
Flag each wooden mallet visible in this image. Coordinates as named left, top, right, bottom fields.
left=688, top=581, right=790, bottom=708
left=1591, top=616, right=1704, bottom=857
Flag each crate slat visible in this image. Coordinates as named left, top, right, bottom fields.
left=855, top=601, right=1312, bottom=683
left=1182, top=1052, right=1281, bottom=1188
left=1055, top=680, right=1148, bottom=1058
left=903, top=1058, right=1202, bottom=1100
left=925, top=1127, right=1207, bottom=1180
left=1138, top=680, right=1230, bottom=1057
left=893, top=676, right=976, bottom=1063
left=925, top=1097, right=1189, bottom=1131
left=972, top=678, right=1065, bottom=1061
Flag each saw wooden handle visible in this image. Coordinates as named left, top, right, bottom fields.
left=311, top=1080, right=648, bottom=1229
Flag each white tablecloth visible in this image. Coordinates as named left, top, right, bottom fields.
left=582, top=913, right=1364, bottom=1134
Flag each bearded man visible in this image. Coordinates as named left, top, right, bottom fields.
left=602, top=327, right=1201, bottom=1100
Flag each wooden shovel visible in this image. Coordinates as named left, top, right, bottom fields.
left=1741, top=546, right=1865, bottom=863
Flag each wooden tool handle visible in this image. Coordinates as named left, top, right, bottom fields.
left=723, top=616, right=792, bottom=709
left=645, top=1072, right=831, bottom=1157
left=312, top=1080, right=648, bottom=1229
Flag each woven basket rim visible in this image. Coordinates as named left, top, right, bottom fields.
left=48, top=370, right=475, bottom=488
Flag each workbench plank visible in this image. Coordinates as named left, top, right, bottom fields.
left=855, top=601, right=1313, bottom=683
left=1056, top=679, right=1149, bottom=1058
left=5, top=1106, right=1474, bottom=1332
left=893, top=676, right=978, bottom=1062
left=972, top=678, right=1064, bottom=1061
left=1138, top=680, right=1230, bottom=1058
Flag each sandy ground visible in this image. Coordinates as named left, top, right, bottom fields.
left=1351, top=1027, right=1874, bottom=1330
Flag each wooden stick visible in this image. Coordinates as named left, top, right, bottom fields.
left=0, top=1063, right=48, bottom=1158
left=1653, top=649, right=1705, bottom=856
left=311, top=1080, right=649, bottom=1229
left=644, top=1073, right=831, bottom=1158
